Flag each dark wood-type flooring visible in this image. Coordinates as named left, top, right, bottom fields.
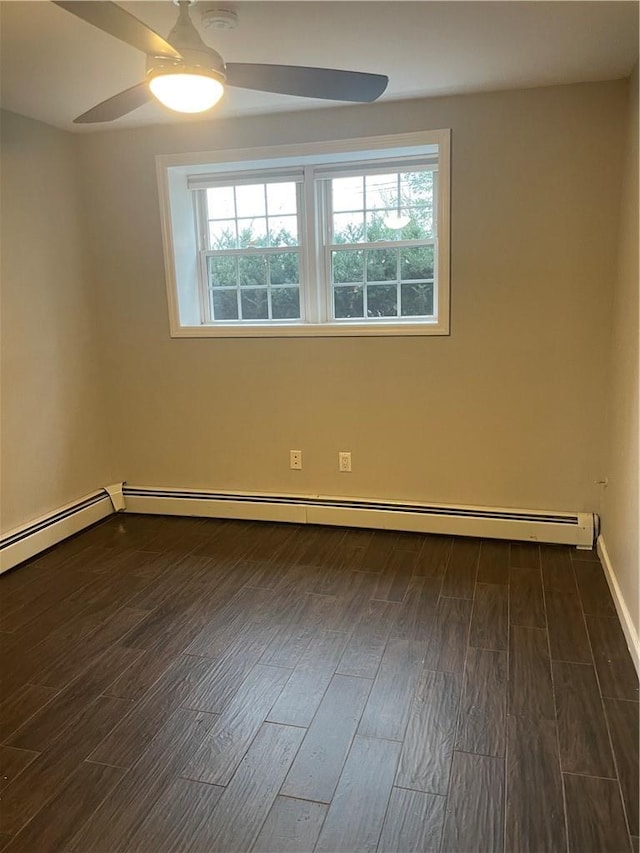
left=1, top=514, right=638, bottom=852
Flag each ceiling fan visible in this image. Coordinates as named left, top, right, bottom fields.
left=53, top=1, right=389, bottom=123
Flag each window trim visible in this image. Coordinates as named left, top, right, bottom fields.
left=157, top=129, right=450, bottom=338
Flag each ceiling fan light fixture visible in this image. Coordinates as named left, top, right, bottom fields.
left=148, top=68, right=224, bottom=113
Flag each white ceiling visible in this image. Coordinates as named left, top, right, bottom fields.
left=1, top=1, right=638, bottom=132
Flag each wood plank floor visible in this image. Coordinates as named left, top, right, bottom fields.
left=1, top=515, right=638, bottom=852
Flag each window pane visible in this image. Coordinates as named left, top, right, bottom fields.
left=365, top=173, right=397, bottom=210
left=401, top=282, right=434, bottom=316
left=334, top=286, right=364, bottom=319
left=367, top=284, right=397, bottom=317
left=271, top=287, right=300, bottom=319
left=332, top=176, right=364, bottom=212
left=268, top=215, right=298, bottom=247
left=366, top=248, right=397, bottom=282
left=209, top=219, right=237, bottom=249
left=235, top=184, right=266, bottom=218
left=207, top=186, right=235, bottom=219
left=269, top=253, right=299, bottom=285
left=402, top=208, right=434, bottom=240
left=237, top=218, right=267, bottom=248
left=365, top=212, right=400, bottom=242
left=332, top=250, right=363, bottom=284
left=266, top=182, right=297, bottom=215
left=212, top=289, right=238, bottom=320
left=333, top=212, right=365, bottom=244
left=208, top=255, right=237, bottom=287
left=241, top=289, right=268, bottom=319
left=400, top=246, right=434, bottom=280
left=238, top=255, right=267, bottom=287
left=401, top=171, right=433, bottom=206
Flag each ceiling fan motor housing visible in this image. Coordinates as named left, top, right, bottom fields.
left=147, top=2, right=226, bottom=83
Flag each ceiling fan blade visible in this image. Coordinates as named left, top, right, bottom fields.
left=53, top=1, right=182, bottom=59
left=73, top=82, right=151, bottom=124
left=225, top=64, right=388, bottom=102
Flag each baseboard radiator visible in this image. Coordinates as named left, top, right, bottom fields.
left=0, top=485, right=123, bottom=574
left=0, top=485, right=596, bottom=575
left=123, top=486, right=597, bottom=549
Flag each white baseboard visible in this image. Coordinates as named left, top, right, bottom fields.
left=0, top=486, right=121, bottom=574
left=597, top=534, right=640, bottom=675
left=122, top=485, right=596, bottom=548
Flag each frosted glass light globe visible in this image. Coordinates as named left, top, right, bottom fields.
left=149, top=72, right=224, bottom=113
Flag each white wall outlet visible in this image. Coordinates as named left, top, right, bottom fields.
left=339, top=451, right=352, bottom=472
left=290, top=450, right=302, bottom=470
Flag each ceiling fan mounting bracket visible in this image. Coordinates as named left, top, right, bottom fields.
left=199, top=6, right=238, bottom=30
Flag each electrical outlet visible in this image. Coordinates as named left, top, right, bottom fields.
left=290, top=450, right=302, bottom=470
left=339, top=451, right=352, bottom=472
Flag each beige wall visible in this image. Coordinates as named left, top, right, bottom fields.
left=601, top=65, right=639, bottom=638
left=0, top=110, right=113, bottom=532
left=77, top=80, right=627, bottom=513
left=0, top=80, right=632, bottom=534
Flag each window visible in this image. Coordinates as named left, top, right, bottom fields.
left=158, top=130, right=450, bottom=337
left=326, top=170, right=436, bottom=322
left=200, top=179, right=303, bottom=323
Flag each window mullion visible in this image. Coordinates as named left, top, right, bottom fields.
left=362, top=175, right=367, bottom=242
left=322, top=178, right=334, bottom=322
left=203, top=246, right=298, bottom=257
left=327, top=239, right=434, bottom=252
left=301, top=167, right=319, bottom=323
left=264, top=183, right=270, bottom=248
left=396, top=174, right=402, bottom=319
left=195, top=190, right=209, bottom=250
left=397, top=237, right=401, bottom=319
left=232, top=185, right=239, bottom=247
left=199, top=251, right=212, bottom=323
left=234, top=256, right=242, bottom=320
left=265, top=199, right=273, bottom=320
left=195, top=191, right=212, bottom=323
left=433, top=169, right=439, bottom=238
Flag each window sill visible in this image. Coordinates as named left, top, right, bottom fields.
left=169, top=321, right=449, bottom=338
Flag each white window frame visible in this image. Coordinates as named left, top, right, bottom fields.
left=157, top=130, right=450, bottom=337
